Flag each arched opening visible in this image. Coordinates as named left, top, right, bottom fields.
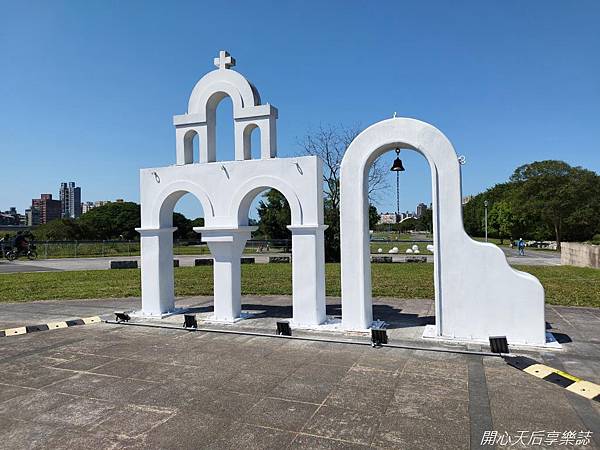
left=172, top=192, right=206, bottom=250
left=242, top=123, right=262, bottom=160
left=183, top=130, right=200, bottom=164
left=368, top=148, right=435, bottom=329
left=157, top=190, right=214, bottom=312
left=243, top=123, right=261, bottom=159
left=238, top=187, right=294, bottom=320
left=206, top=92, right=235, bottom=162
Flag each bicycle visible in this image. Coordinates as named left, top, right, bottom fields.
left=5, top=243, right=37, bottom=261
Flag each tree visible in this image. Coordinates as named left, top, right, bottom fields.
left=510, top=160, right=600, bottom=249
left=78, top=202, right=140, bottom=240
left=256, top=189, right=291, bottom=240
left=299, top=124, right=389, bottom=261
left=415, top=207, right=433, bottom=233
left=463, top=160, right=600, bottom=248
left=34, top=218, right=88, bottom=241
left=190, top=217, right=205, bottom=228
left=463, top=183, right=518, bottom=238
left=368, top=204, right=379, bottom=230
left=173, top=213, right=192, bottom=240
left=487, top=201, right=515, bottom=244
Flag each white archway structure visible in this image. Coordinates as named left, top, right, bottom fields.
left=340, top=118, right=546, bottom=346
left=136, top=51, right=327, bottom=326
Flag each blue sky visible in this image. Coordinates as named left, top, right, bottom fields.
left=1, top=1, right=599, bottom=220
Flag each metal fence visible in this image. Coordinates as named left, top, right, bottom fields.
left=24, top=239, right=293, bottom=259
left=3, top=238, right=433, bottom=259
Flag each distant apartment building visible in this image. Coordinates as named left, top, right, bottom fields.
left=416, top=203, right=428, bottom=218
left=81, top=201, right=95, bottom=214
left=82, top=200, right=118, bottom=214
left=60, top=182, right=82, bottom=219
left=30, top=194, right=61, bottom=225
left=378, top=212, right=397, bottom=225
left=25, top=208, right=34, bottom=226
left=0, top=207, right=20, bottom=225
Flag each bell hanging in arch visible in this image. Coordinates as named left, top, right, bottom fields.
left=390, top=148, right=405, bottom=172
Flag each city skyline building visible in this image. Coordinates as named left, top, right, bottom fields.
left=60, top=182, right=82, bottom=219
left=30, top=194, right=61, bottom=225
left=0, top=207, right=23, bottom=225
left=81, top=201, right=95, bottom=214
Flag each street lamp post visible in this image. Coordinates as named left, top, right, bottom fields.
left=484, top=200, right=489, bottom=242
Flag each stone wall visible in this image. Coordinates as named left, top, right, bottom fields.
left=561, top=242, right=600, bottom=268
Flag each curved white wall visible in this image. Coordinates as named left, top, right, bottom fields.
left=340, top=118, right=546, bottom=346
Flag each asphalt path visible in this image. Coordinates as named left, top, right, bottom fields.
left=0, top=247, right=560, bottom=274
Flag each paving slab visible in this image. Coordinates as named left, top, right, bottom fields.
left=0, top=295, right=598, bottom=449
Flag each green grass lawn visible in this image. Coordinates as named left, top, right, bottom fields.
left=0, top=264, right=598, bottom=308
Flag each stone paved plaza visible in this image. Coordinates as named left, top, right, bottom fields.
left=0, top=296, right=599, bottom=449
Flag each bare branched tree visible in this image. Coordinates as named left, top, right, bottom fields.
left=298, top=124, right=389, bottom=209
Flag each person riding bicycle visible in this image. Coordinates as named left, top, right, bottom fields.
left=0, top=234, right=9, bottom=257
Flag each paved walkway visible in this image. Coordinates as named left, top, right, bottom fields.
left=0, top=296, right=598, bottom=448
left=0, top=248, right=560, bottom=274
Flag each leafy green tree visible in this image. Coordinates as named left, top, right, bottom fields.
left=190, top=217, right=205, bottom=228
left=463, top=161, right=600, bottom=248
left=487, top=200, right=515, bottom=244
left=256, top=190, right=291, bottom=240
left=463, top=183, right=516, bottom=238
left=415, top=207, right=433, bottom=232
left=323, top=199, right=340, bottom=262
left=34, top=218, right=88, bottom=241
left=173, top=212, right=192, bottom=240
left=397, top=218, right=417, bottom=232
left=78, top=202, right=140, bottom=240
left=368, top=204, right=379, bottom=230
left=510, top=160, right=600, bottom=249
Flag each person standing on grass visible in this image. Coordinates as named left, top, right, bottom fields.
left=518, top=238, right=526, bottom=256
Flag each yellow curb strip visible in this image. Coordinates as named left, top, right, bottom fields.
left=47, top=322, right=69, bottom=329
left=566, top=380, right=600, bottom=400
left=3, top=327, right=27, bottom=336
left=82, top=316, right=102, bottom=324
left=523, top=364, right=555, bottom=379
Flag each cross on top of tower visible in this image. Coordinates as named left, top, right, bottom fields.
left=214, top=50, right=236, bottom=70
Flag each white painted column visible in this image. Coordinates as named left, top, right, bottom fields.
left=136, top=227, right=177, bottom=316
left=340, top=172, right=373, bottom=330
left=287, top=225, right=327, bottom=326
left=194, top=226, right=256, bottom=322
